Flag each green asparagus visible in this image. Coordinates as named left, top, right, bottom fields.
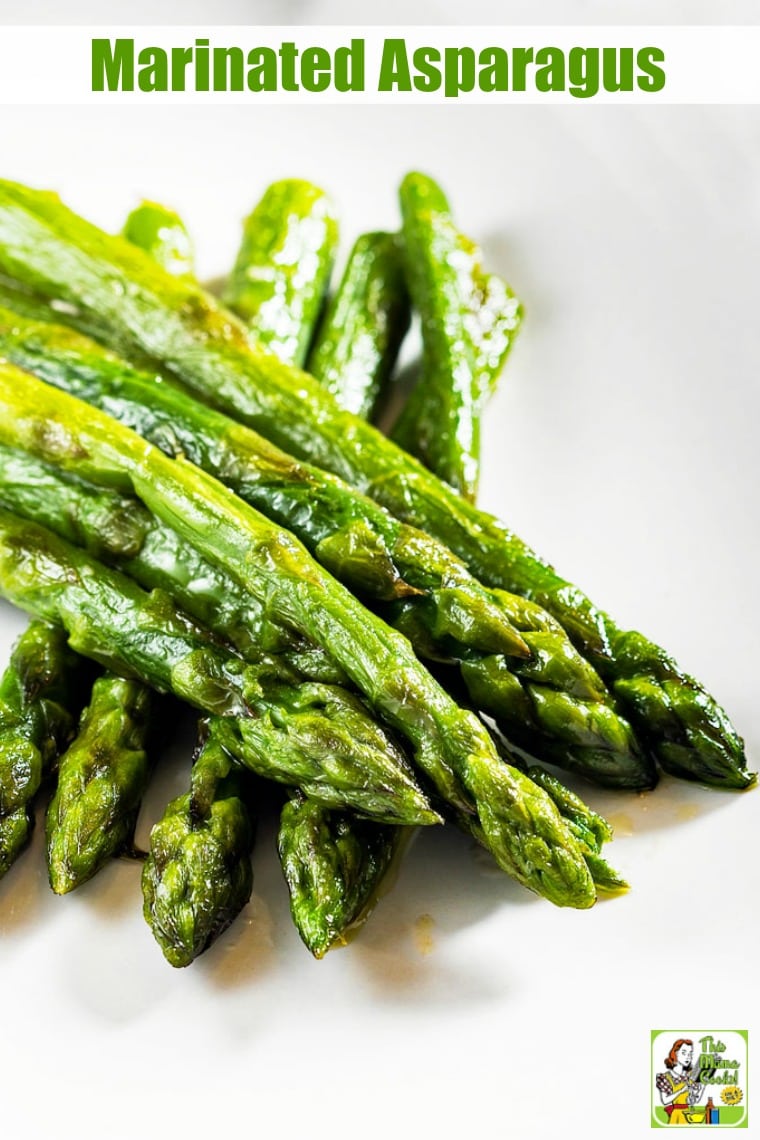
left=278, top=791, right=406, bottom=958
left=122, top=201, right=194, bottom=278
left=391, top=172, right=522, bottom=500
left=0, top=620, right=84, bottom=876
left=222, top=179, right=338, bottom=366
left=523, top=766, right=626, bottom=894
left=0, top=443, right=346, bottom=682
left=0, top=368, right=597, bottom=908
left=0, top=508, right=438, bottom=826
left=0, top=448, right=444, bottom=849
left=127, top=191, right=412, bottom=947
left=0, top=361, right=486, bottom=809
left=389, top=593, right=649, bottom=788
left=0, top=308, right=652, bottom=789
left=307, top=231, right=410, bottom=419
left=484, top=721, right=626, bottom=894
left=135, top=204, right=406, bottom=957
left=0, top=181, right=742, bottom=790
left=279, top=732, right=626, bottom=957
left=0, top=276, right=158, bottom=372
left=0, top=305, right=529, bottom=664
left=142, top=718, right=255, bottom=967
left=46, top=673, right=156, bottom=893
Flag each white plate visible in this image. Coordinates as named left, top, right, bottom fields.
left=0, top=104, right=757, bottom=1140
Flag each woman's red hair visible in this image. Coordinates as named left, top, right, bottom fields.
left=664, top=1039, right=693, bottom=1070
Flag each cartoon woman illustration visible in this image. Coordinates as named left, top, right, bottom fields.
left=656, top=1039, right=704, bottom=1124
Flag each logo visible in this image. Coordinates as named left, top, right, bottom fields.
left=651, top=1031, right=748, bottom=1128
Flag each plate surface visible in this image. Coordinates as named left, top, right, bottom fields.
left=0, top=103, right=757, bottom=1140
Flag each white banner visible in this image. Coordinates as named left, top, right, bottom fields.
left=0, top=25, right=757, bottom=104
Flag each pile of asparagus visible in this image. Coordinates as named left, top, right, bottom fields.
left=0, top=174, right=752, bottom=968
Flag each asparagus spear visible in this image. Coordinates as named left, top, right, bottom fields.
left=138, top=214, right=409, bottom=954
left=523, top=766, right=626, bottom=894
left=122, top=202, right=194, bottom=278
left=279, top=732, right=627, bottom=957
left=0, top=508, right=438, bottom=827
left=389, top=593, right=648, bottom=789
left=0, top=181, right=742, bottom=790
left=0, top=620, right=84, bottom=876
left=225, top=207, right=410, bottom=953
left=0, top=443, right=346, bottom=682
left=0, top=309, right=650, bottom=789
left=46, top=673, right=156, bottom=893
left=0, top=501, right=595, bottom=908
left=0, top=364, right=490, bottom=810
left=222, top=179, right=338, bottom=366
left=224, top=216, right=411, bottom=955
left=0, top=443, right=639, bottom=786
left=0, top=448, right=442, bottom=871
left=0, top=372, right=595, bottom=907
left=0, top=277, right=158, bottom=372
left=275, top=657, right=628, bottom=955
left=278, top=792, right=407, bottom=958
left=279, top=216, right=616, bottom=945
left=142, top=718, right=255, bottom=967
left=268, top=189, right=610, bottom=950
left=391, top=172, right=523, bottom=500
left=306, top=231, right=410, bottom=419
left=122, top=212, right=514, bottom=657
left=0, top=306, right=529, bottom=664
left=484, top=721, right=626, bottom=894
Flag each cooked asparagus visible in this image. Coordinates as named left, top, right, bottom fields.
left=0, top=309, right=651, bottom=789
left=142, top=718, right=255, bottom=967
left=0, top=305, right=529, bottom=663
left=0, top=443, right=345, bottom=682
left=278, top=791, right=406, bottom=959
left=0, top=368, right=596, bottom=907
left=307, top=231, right=410, bottom=419
left=46, top=673, right=156, bottom=893
left=0, top=509, right=438, bottom=827
left=222, top=179, right=338, bottom=366
left=0, top=179, right=741, bottom=789
left=391, top=172, right=522, bottom=500
left=122, top=201, right=194, bottom=278
left=0, top=620, right=84, bottom=876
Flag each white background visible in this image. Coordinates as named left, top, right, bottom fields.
left=0, top=6, right=758, bottom=1140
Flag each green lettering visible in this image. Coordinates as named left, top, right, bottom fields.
left=412, top=47, right=441, bottom=93
left=478, top=46, right=509, bottom=91
left=568, top=47, right=599, bottom=99
left=534, top=46, right=564, bottom=92
left=92, top=38, right=134, bottom=92
left=443, top=46, right=475, bottom=97
left=378, top=39, right=411, bottom=92
left=213, top=47, right=244, bottom=91
left=301, top=47, right=331, bottom=92
left=637, top=46, right=666, bottom=92
left=138, top=47, right=167, bottom=93
left=512, top=47, right=534, bottom=92
left=170, top=47, right=193, bottom=92
left=194, top=39, right=210, bottom=92
left=602, top=47, right=634, bottom=92
left=247, top=47, right=278, bottom=92
left=279, top=42, right=300, bottom=91
left=334, top=39, right=365, bottom=92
